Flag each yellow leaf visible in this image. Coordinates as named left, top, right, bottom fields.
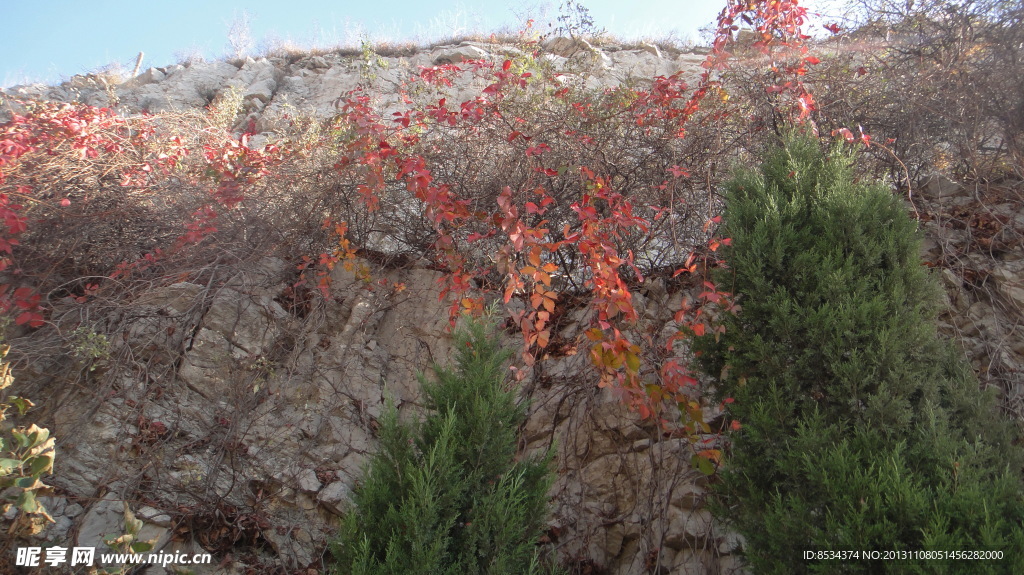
left=605, top=349, right=623, bottom=370
left=625, top=352, right=640, bottom=374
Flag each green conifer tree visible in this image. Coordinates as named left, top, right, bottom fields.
left=331, top=315, right=558, bottom=575
left=695, top=132, right=1024, bottom=573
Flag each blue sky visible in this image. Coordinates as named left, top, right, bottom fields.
left=1, top=0, right=843, bottom=88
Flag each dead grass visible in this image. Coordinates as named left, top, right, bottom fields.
left=253, top=28, right=699, bottom=65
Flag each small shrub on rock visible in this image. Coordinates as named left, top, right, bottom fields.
left=696, top=132, right=1024, bottom=573
left=0, top=343, right=56, bottom=534
left=330, top=315, right=558, bottom=575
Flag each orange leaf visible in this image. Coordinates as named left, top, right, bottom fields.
left=537, top=329, right=550, bottom=348
left=698, top=449, right=722, bottom=465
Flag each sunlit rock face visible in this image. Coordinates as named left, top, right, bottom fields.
left=4, top=38, right=708, bottom=119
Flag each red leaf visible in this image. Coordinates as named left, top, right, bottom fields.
left=467, top=230, right=496, bottom=242
left=858, top=125, right=872, bottom=147
left=833, top=127, right=855, bottom=143
left=525, top=143, right=550, bottom=157
left=668, top=165, right=689, bottom=178
left=15, top=311, right=44, bottom=327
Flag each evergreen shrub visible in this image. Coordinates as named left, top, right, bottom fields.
left=695, top=132, right=1024, bottom=573
left=330, top=316, right=558, bottom=575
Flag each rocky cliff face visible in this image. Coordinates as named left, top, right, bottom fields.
left=2, top=37, right=1022, bottom=575
left=2, top=39, right=747, bottom=575
left=915, top=175, right=1024, bottom=417
left=10, top=254, right=741, bottom=575
left=5, top=38, right=709, bottom=130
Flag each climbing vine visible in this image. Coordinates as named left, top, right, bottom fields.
left=0, top=1, right=818, bottom=453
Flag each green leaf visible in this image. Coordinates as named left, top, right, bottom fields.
left=28, top=454, right=54, bottom=475
left=105, top=533, right=132, bottom=548
left=691, top=454, right=715, bottom=476
left=131, top=541, right=153, bottom=553
left=25, top=425, right=49, bottom=448
left=16, top=489, right=38, bottom=513
left=11, top=430, right=29, bottom=449
left=15, top=476, right=39, bottom=489
left=9, top=397, right=33, bottom=416
left=0, top=458, right=21, bottom=475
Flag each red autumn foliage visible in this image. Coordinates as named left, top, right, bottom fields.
left=0, top=1, right=817, bottom=443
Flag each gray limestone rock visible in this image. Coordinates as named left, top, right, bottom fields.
left=430, top=44, right=490, bottom=65
left=317, top=481, right=353, bottom=515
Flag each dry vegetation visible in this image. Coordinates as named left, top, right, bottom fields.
left=0, top=0, right=1021, bottom=403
